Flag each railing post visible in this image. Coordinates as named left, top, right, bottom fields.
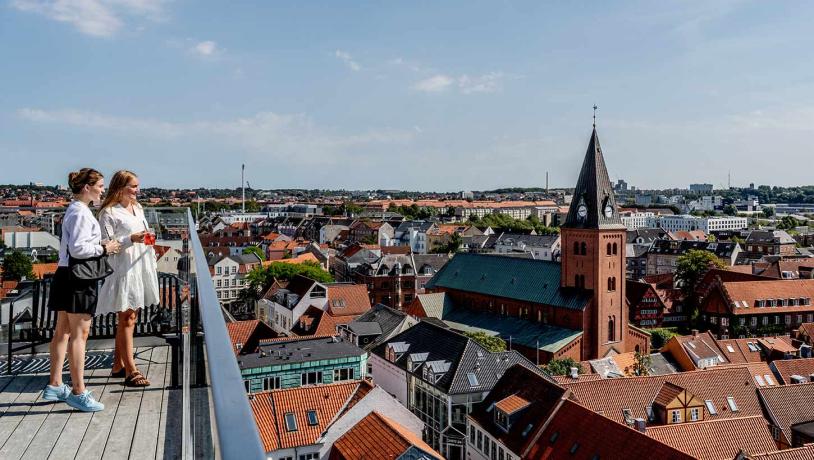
left=7, top=299, right=14, bottom=375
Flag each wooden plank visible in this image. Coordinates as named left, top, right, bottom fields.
left=101, top=347, right=154, bottom=460
left=0, top=375, right=37, bottom=417
left=154, top=346, right=176, bottom=460
left=67, top=352, right=126, bottom=460
left=0, top=375, right=49, bottom=460
left=128, top=347, right=169, bottom=460
left=48, top=353, right=117, bottom=460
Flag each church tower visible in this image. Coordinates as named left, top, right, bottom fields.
left=560, top=126, right=628, bottom=359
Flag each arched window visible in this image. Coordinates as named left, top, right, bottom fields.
left=608, top=277, right=613, bottom=291
left=580, top=242, right=587, bottom=256
left=613, top=243, right=618, bottom=255
left=607, top=243, right=612, bottom=255
left=613, top=277, right=617, bottom=290
left=575, top=274, right=581, bottom=288
left=573, top=241, right=579, bottom=255
left=608, top=316, right=616, bottom=342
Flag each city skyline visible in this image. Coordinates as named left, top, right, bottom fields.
left=3, top=1, right=814, bottom=190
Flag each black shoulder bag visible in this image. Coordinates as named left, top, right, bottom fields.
left=68, top=248, right=114, bottom=281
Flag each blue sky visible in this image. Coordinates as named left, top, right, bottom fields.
left=2, top=1, right=813, bottom=191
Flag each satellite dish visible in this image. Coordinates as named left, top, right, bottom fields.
left=31, top=249, right=38, bottom=260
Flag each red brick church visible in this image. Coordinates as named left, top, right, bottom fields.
left=413, top=126, right=650, bottom=361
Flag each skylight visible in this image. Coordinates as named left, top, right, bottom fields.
left=307, top=410, right=318, bottom=426
left=755, top=375, right=766, bottom=386
left=764, top=374, right=775, bottom=386
left=522, top=424, right=533, bottom=438
left=704, top=400, right=717, bottom=415
left=284, top=412, right=298, bottom=431
left=726, top=397, right=738, bottom=412
left=726, top=345, right=735, bottom=353
left=467, top=372, right=480, bottom=387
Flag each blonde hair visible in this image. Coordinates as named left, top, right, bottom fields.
left=99, top=170, right=140, bottom=212
left=68, top=168, right=103, bottom=194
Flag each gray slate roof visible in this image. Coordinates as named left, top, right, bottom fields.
left=649, top=240, right=737, bottom=258
left=349, top=303, right=413, bottom=350
left=496, top=233, right=560, bottom=248
left=424, top=253, right=590, bottom=311
left=371, top=321, right=549, bottom=394
left=239, top=336, right=365, bottom=369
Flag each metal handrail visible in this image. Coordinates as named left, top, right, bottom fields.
left=185, top=208, right=266, bottom=460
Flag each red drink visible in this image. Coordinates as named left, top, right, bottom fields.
left=144, top=232, right=156, bottom=245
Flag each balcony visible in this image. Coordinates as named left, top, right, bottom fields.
left=1, top=208, right=265, bottom=460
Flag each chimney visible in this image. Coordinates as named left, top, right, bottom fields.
left=634, top=418, right=646, bottom=434
left=809, top=373, right=814, bottom=383
left=569, top=367, right=579, bottom=379
left=691, top=329, right=699, bottom=337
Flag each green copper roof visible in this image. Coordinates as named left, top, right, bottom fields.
left=424, top=253, right=590, bottom=311
left=442, top=307, right=583, bottom=353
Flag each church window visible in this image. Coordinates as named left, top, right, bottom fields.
left=573, top=242, right=579, bottom=255
left=580, top=242, right=587, bottom=256
left=608, top=316, right=616, bottom=342
left=607, top=243, right=612, bottom=255
left=613, top=243, right=618, bottom=255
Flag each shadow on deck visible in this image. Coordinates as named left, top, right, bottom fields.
left=0, top=339, right=183, bottom=460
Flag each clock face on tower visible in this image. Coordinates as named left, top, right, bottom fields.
left=577, top=204, right=588, bottom=219
left=604, top=205, right=614, bottom=218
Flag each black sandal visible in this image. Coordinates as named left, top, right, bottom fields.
left=124, top=371, right=151, bottom=387
left=111, top=368, right=126, bottom=378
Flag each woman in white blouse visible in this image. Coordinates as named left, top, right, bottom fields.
left=97, top=170, right=160, bottom=387
left=45, top=168, right=121, bottom=412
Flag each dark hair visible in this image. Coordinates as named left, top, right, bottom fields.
left=68, top=168, right=103, bottom=194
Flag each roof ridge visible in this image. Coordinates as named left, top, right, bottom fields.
left=645, top=414, right=766, bottom=430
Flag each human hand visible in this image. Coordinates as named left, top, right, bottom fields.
left=130, top=231, right=147, bottom=243
left=105, top=240, right=122, bottom=255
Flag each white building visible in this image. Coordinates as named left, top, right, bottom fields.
left=2, top=231, right=60, bottom=251
left=620, top=211, right=655, bottom=230
left=647, top=215, right=747, bottom=233
left=208, top=253, right=262, bottom=304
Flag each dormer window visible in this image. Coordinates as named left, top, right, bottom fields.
left=494, top=409, right=510, bottom=431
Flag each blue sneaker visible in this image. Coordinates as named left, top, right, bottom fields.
left=65, top=390, right=104, bottom=412
left=42, top=384, right=71, bottom=402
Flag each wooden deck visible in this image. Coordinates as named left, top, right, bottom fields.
left=0, top=345, right=181, bottom=460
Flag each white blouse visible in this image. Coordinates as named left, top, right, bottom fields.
left=58, top=201, right=103, bottom=267
left=96, top=203, right=160, bottom=314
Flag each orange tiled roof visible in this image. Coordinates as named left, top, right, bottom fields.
left=494, top=394, right=531, bottom=415
left=330, top=411, right=442, bottom=460
left=751, top=445, right=814, bottom=459
left=758, top=382, right=814, bottom=446
left=523, top=399, right=694, bottom=460
left=611, top=351, right=639, bottom=376
left=564, top=366, right=764, bottom=425
left=250, top=380, right=370, bottom=452
left=720, top=279, right=814, bottom=315
left=718, top=362, right=777, bottom=388
left=716, top=338, right=766, bottom=364
left=262, top=252, right=319, bottom=268
left=653, top=382, right=684, bottom=407
left=646, top=416, right=776, bottom=460
left=326, top=284, right=371, bottom=317
left=31, top=263, right=58, bottom=280
left=799, top=322, right=814, bottom=340
left=550, top=373, right=603, bottom=384
left=771, top=358, right=814, bottom=384
left=758, top=336, right=797, bottom=354
left=226, top=320, right=259, bottom=355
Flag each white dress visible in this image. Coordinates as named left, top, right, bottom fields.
left=96, top=203, right=160, bottom=314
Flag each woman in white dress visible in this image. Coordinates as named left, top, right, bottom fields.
left=97, top=170, right=160, bottom=387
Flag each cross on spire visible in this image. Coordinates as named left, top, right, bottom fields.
left=593, top=105, right=598, bottom=127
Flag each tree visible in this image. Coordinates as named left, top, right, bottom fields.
left=675, top=249, right=725, bottom=324
left=762, top=207, right=775, bottom=218
left=723, top=204, right=738, bottom=216
left=431, top=233, right=462, bottom=254
left=244, top=200, right=261, bottom=213
left=777, top=216, right=801, bottom=230
left=240, top=261, right=334, bottom=301
left=242, top=246, right=265, bottom=261
left=631, top=351, right=652, bottom=376
left=462, top=331, right=506, bottom=352
left=544, top=358, right=582, bottom=376
left=648, top=328, right=676, bottom=349
left=1, top=250, right=34, bottom=281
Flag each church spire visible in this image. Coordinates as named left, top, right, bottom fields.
left=563, top=125, right=625, bottom=230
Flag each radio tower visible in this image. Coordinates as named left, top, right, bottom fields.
left=241, top=164, right=246, bottom=213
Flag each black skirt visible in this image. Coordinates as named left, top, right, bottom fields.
left=47, top=266, right=100, bottom=316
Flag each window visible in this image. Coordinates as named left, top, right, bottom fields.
left=751, top=317, right=757, bottom=326
left=580, top=242, right=587, bottom=256
left=306, top=410, right=318, bottom=426
left=284, top=412, right=298, bottom=431
left=573, top=241, right=579, bottom=255
left=726, top=397, right=738, bottom=412
left=301, top=371, right=323, bottom=385
left=690, top=408, right=700, bottom=421
left=469, top=425, right=476, bottom=444
left=299, top=454, right=318, bottom=460
left=216, top=280, right=222, bottom=288
left=671, top=410, right=682, bottom=423
left=704, top=400, right=717, bottom=415
left=244, top=379, right=250, bottom=393
left=263, top=376, right=281, bottom=391
left=495, top=409, right=510, bottom=431
left=607, top=243, right=612, bottom=255
left=608, top=316, right=616, bottom=342
left=785, top=315, right=792, bottom=325
left=477, top=429, right=483, bottom=450
left=762, top=316, right=769, bottom=326
left=797, top=314, right=803, bottom=324
left=613, top=242, right=618, bottom=255
left=764, top=374, right=775, bottom=386
left=216, top=266, right=222, bottom=275
left=333, top=368, right=355, bottom=382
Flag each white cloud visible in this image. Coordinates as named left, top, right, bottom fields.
left=413, top=75, right=455, bottom=92
left=17, top=108, right=415, bottom=165
left=11, top=0, right=167, bottom=37
left=335, top=50, right=361, bottom=71
left=413, top=72, right=505, bottom=94
left=192, top=40, right=218, bottom=57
